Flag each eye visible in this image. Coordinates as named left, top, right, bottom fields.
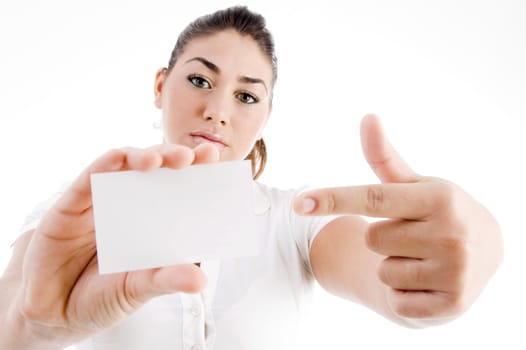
left=188, top=75, right=211, bottom=89
left=236, top=92, right=258, bottom=104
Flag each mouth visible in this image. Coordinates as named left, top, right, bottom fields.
left=190, top=131, right=227, bottom=150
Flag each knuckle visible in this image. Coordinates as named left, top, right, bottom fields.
left=366, top=186, right=385, bottom=213
left=325, top=191, right=337, bottom=214
left=434, top=181, right=462, bottom=216
left=115, top=146, right=134, bottom=157
left=122, top=275, right=145, bottom=310
left=437, top=235, right=469, bottom=258
left=431, top=181, right=457, bottom=211
left=117, top=291, right=138, bottom=314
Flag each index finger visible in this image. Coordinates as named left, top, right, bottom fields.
left=294, top=182, right=437, bottom=220
left=55, top=145, right=195, bottom=215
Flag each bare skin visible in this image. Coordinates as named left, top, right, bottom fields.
left=295, top=114, right=504, bottom=326
left=0, top=27, right=504, bottom=348
left=0, top=29, right=273, bottom=350
left=0, top=143, right=219, bottom=350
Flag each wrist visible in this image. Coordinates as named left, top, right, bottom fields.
left=0, top=302, right=68, bottom=350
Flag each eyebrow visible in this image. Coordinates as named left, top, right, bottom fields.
left=186, top=56, right=219, bottom=73
left=185, top=56, right=268, bottom=93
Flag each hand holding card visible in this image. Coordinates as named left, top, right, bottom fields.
left=4, top=144, right=225, bottom=348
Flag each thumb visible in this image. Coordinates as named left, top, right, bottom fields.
left=360, top=114, right=420, bottom=183
left=125, top=264, right=207, bottom=305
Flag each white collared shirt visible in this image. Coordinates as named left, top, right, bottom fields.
left=20, top=182, right=338, bottom=350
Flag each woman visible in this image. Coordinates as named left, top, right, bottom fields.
left=0, top=6, right=503, bottom=350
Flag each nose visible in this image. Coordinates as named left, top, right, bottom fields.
left=203, top=92, right=231, bottom=126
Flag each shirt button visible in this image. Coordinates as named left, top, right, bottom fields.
left=191, top=305, right=201, bottom=317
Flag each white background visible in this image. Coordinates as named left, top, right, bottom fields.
left=1, top=0, right=525, bottom=348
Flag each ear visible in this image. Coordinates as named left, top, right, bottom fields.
left=154, top=68, right=168, bottom=109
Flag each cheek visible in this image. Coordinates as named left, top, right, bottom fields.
left=234, top=112, right=268, bottom=146
left=162, top=89, right=196, bottom=127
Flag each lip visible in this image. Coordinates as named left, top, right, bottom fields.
left=190, top=130, right=228, bottom=149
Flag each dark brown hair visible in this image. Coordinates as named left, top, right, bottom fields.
left=166, top=6, right=277, bottom=180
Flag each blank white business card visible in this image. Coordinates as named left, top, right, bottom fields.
left=90, top=160, right=258, bottom=274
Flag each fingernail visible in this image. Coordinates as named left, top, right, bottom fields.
left=302, top=197, right=316, bottom=213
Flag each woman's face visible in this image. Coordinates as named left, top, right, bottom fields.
left=154, top=29, right=273, bottom=161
